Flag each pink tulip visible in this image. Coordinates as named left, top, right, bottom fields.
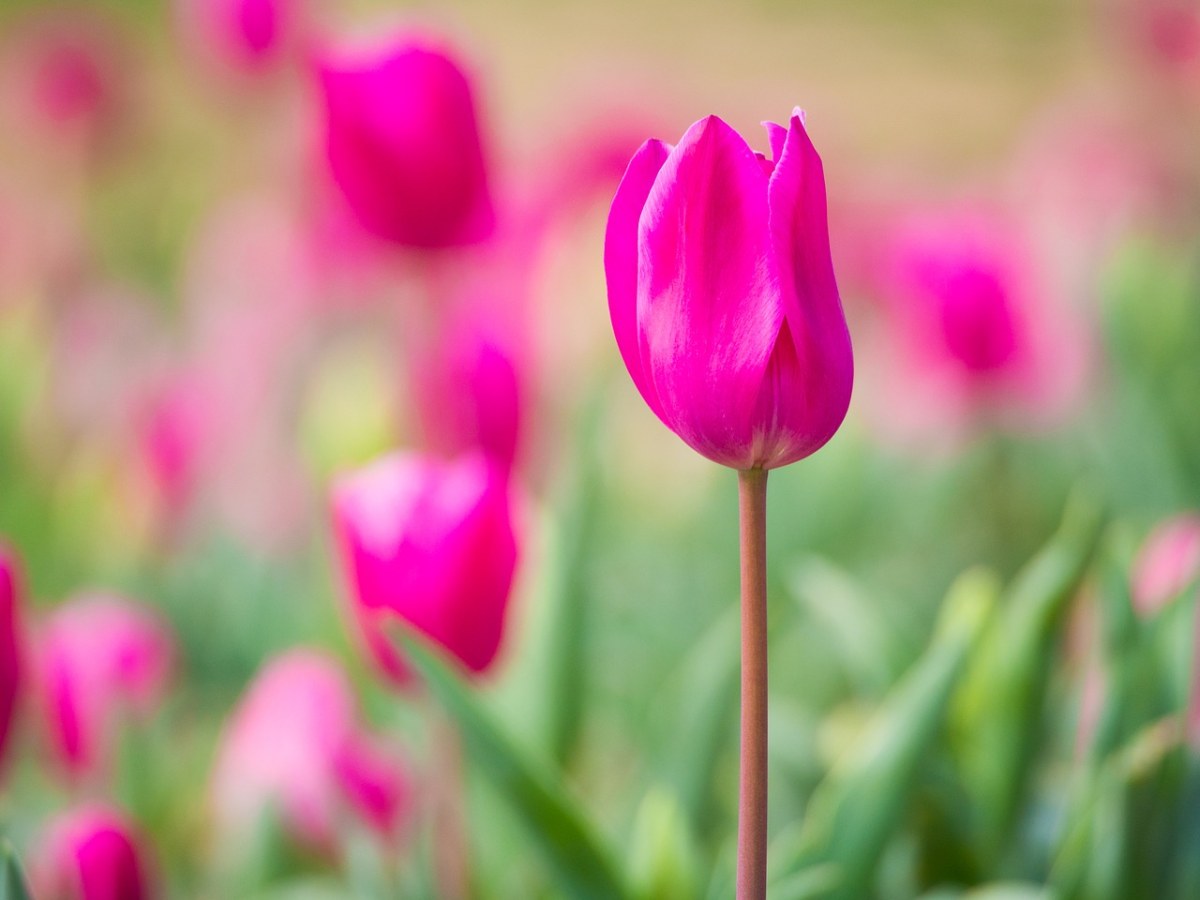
left=332, top=451, right=519, bottom=682
left=1132, top=514, right=1200, bottom=617
left=175, top=0, right=310, bottom=76
left=0, top=11, right=124, bottom=149
left=868, top=206, right=1088, bottom=444
left=0, top=544, right=22, bottom=776
left=32, top=595, right=175, bottom=779
left=210, top=649, right=410, bottom=852
left=316, top=32, right=494, bottom=249
left=32, top=804, right=152, bottom=900
left=604, top=111, right=853, bottom=470
left=411, top=313, right=523, bottom=471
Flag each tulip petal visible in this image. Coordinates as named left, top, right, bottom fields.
left=757, top=112, right=853, bottom=466
left=605, top=138, right=671, bottom=420
left=637, top=116, right=783, bottom=467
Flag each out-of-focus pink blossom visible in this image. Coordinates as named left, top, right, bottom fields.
left=332, top=451, right=519, bottom=683
left=32, top=804, right=153, bottom=900
left=605, top=111, right=853, bottom=469
left=210, top=649, right=410, bottom=853
left=1115, top=0, right=1200, bottom=84
left=175, top=0, right=312, bottom=77
left=134, top=372, right=212, bottom=520
left=412, top=312, right=523, bottom=471
left=0, top=11, right=125, bottom=150
left=0, top=544, right=22, bottom=777
left=867, top=207, right=1088, bottom=445
left=316, top=32, right=494, bottom=249
left=32, top=595, right=175, bottom=779
left=1132, top=513, right=1200, bottom=616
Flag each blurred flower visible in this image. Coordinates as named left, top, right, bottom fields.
left=1115, top=0, right=1200, bottom=84
left=1131, top=513, right=1200, bottom=616
left=176, top=0, right=312, bottom=76
left=0, top=10, right=125, bottom=153
left=0, top=544, right=22, bottom=778
left=604, top=110, right=853, bottom=470
left=32, top=595, right=175, bottom=780
left=31, top=804, right=153, bottom=900
left=210, top=649, right=410, bottom=853
left=316, top=32, right=495, bottom=249
left=867, top=206, right=1088, bottom=444
left=332, top=451, right=519, bottom=682
left=412, top=312, right=523, bottom=472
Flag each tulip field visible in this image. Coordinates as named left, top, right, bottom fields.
left=2, top=0, right=1200, bottom=898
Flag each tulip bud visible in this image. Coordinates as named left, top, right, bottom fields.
left=0, top=544, right=22, bottom=777
left=175, top=0, right=310, bottom=75
left=210, top=649, right=410, bottom=853
left=1131, top=514, right=1200, bottom=616
left=316, top=33, right=494, bottom=249
left=331, top=451, right=519, bottom=682
left=411, top=313, right=522, bottom=472
left=604, top=111, right=853, bottom=470
left=32, top=595, right=174, bottom=780
left=32, top=804, right=153, bottom=900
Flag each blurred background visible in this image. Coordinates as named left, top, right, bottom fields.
left=1, top=0, right=1199, bottom=897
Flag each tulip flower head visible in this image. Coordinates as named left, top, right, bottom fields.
left=33, top=595, right=175, bottom=779
left=869, top=208, right=1087, bottom=443
left=211, top=649, right=410, bottom=853
left=176, top=0, right=310, bottom=75
left=0, top=545, right=22, bottom=776
left=412, top=314, right=523, bottom=471
left=604, top=111, right=853, bottom=470
left=32, top=804, right=152, bottom=900
left=317, top=33, right=494, bottom=249
left=1132, top=513, right=1200, bottom=617
left=332, top=451, right=519, bottom=683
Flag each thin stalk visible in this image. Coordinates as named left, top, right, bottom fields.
left=431, top=712, right=471, bottom=900
left=737, top=467, right=769, bottom=900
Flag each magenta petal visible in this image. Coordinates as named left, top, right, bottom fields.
left=636, top=116, right=783, bottom=467
left=332, top=452, right=519, bottom=680
left=0, top=547, right=21, bottom=779
left=758, top=112, right=853, bottom=467
left=604, top=138, right=671, bottom=420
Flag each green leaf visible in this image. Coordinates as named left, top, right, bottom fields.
left=951, top=489, right=1105, bottom=864
left=769, top=567, right=997, bottom=900
left=394, top=627, right=632, bottom=900
left=1, top=841, right=33, bottom=900
left=628, top=788, right=702, bottom=900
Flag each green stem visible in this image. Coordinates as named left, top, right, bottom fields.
left=737, top=467, right=769, bottom=900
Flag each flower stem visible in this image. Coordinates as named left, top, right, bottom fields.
left=737, top=467, right=769, bottom=900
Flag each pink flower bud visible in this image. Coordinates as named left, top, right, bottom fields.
left=412, top=314, right=523, bottom=472
left=32, top=595, right=175, bottom=780
left=868, top=207, right=1088, bottom=443
left=0, top=545, right=22, bottom=777
left=604, top=111, right=853, bottom=470
left=331, top=451, right=519, bottom=682
left=175, top=0, right=311, bottom=76
left=32, top=804, right=153, bottom=900
left=1131, top=513, right=1200, bottom=617
left=316, top=33, right=495, bottom=249
left=0, top=11, right=125, bottom=149
left=210, top=649, right=409, bottom=852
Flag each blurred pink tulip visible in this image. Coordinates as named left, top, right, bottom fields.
left=869, top=207, right=1088, bottom=443
left=33, top=595, right=175, bottom=779
left=1132, top=513, right=1200, bottom=616
left=0, top=544, right=22, bottom=777
left=604, top=111, right=853, bottom=470
left=176, top=0, right=311, bottom=76
left=1116, top=0, right=1200, bottom=82
left=316, top=32, right=495, bottom=249
left=210, top=649, right=410, bottom=852
left=332, top=451, right=519, bottom=683
left=412, top=313, right=523, bottom=471
left=32, top=804, right=152, bottom=900
left=0, top=11, right=124, bottom=150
